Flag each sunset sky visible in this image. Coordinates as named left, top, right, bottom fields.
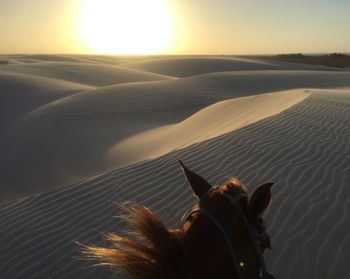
left=1, top=0, right=349, bottom=55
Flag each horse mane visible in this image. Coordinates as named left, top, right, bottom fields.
left=82, top=178, right=246, bottom=278
left=82, top=204, right=186, bottom=278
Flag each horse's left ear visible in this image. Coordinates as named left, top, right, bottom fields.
left=248, top=182, right=273, bottom=219
left=179, top=160, right=212, bottom=199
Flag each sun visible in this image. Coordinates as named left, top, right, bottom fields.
left=78, top=0, right=174, bottom=55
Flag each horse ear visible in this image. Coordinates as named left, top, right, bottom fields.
left=248, top=182, right=273, bottom=219
left=179, top=160, right=212, bottom=199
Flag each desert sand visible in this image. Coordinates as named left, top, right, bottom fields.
left=0, top=55, right=349, bottom=278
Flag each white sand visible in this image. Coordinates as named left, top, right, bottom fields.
left=0, top=54, right=349, bottom=279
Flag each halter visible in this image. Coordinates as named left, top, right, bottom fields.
left=185, top=188, right=275, bottom=279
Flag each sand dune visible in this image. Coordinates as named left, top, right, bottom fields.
left=1, top=61, right=173, bottom=87
left=0, top=88, right=349, bottom=279
left=2, top=54, right=88, bottom=63
left=3, top=54, right=149, bottom=65
left=2, top=69, right=350, bottom=203
left=0, top=71, right=91, bottom=129
left=107, top=89, right=311, bottom=166
left=122, top=56, right=337, bottom=77
left=0, top=88, right=307, bottom=204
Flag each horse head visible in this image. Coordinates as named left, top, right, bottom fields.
left=179, top=160, right=275, bottom=279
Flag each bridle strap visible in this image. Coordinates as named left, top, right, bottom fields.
left=222, top=193, right=275, bottom=279
left=188, top=191, right=275, bottom=279
left=190, top=208, right=245, bottom=279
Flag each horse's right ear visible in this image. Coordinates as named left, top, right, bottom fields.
left=248, top=182, right=273, bottom=220
left=179, top=160, right=212, bottom=199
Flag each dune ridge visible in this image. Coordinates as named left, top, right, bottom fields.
left=121, top=56, right=338, bottom=77
left=107, top=89, right=311, bottom=166
left=0, top=71, right=92, bottom=129
left=0, top=89, right=349, bottom=278
left=1, top=62, right=174, bottom=87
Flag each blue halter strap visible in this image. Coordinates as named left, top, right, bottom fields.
left=190, top=207, right=245, bottom=279
left=186, top=190, right=275, bottom=279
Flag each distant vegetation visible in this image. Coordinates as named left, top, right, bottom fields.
left=276, top=53, right=307, bottom=58
left=0, top=60, right=8, bottom=65
left=325, top=52, right=349, bottom=59
left=270, top=53, right=350, bottom=68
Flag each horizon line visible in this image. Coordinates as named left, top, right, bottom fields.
left=1, top=51, right=350, bottom=56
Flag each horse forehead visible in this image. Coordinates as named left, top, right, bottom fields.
left=200, top=189, right=235, bottom=212
left=189, top=184, right=248, bottom=218
left=210, top=184, right=246, bottom=201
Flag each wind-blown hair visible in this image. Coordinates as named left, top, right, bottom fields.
left=82, top=204, right=186, bottom=279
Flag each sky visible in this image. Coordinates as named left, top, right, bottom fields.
left=0, top=0, right=349, bottom=55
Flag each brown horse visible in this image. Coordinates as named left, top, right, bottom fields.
left=83, top=161, right=275, bottom=279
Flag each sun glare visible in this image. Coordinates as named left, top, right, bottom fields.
left=78, top=0, right=174, bottom=55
